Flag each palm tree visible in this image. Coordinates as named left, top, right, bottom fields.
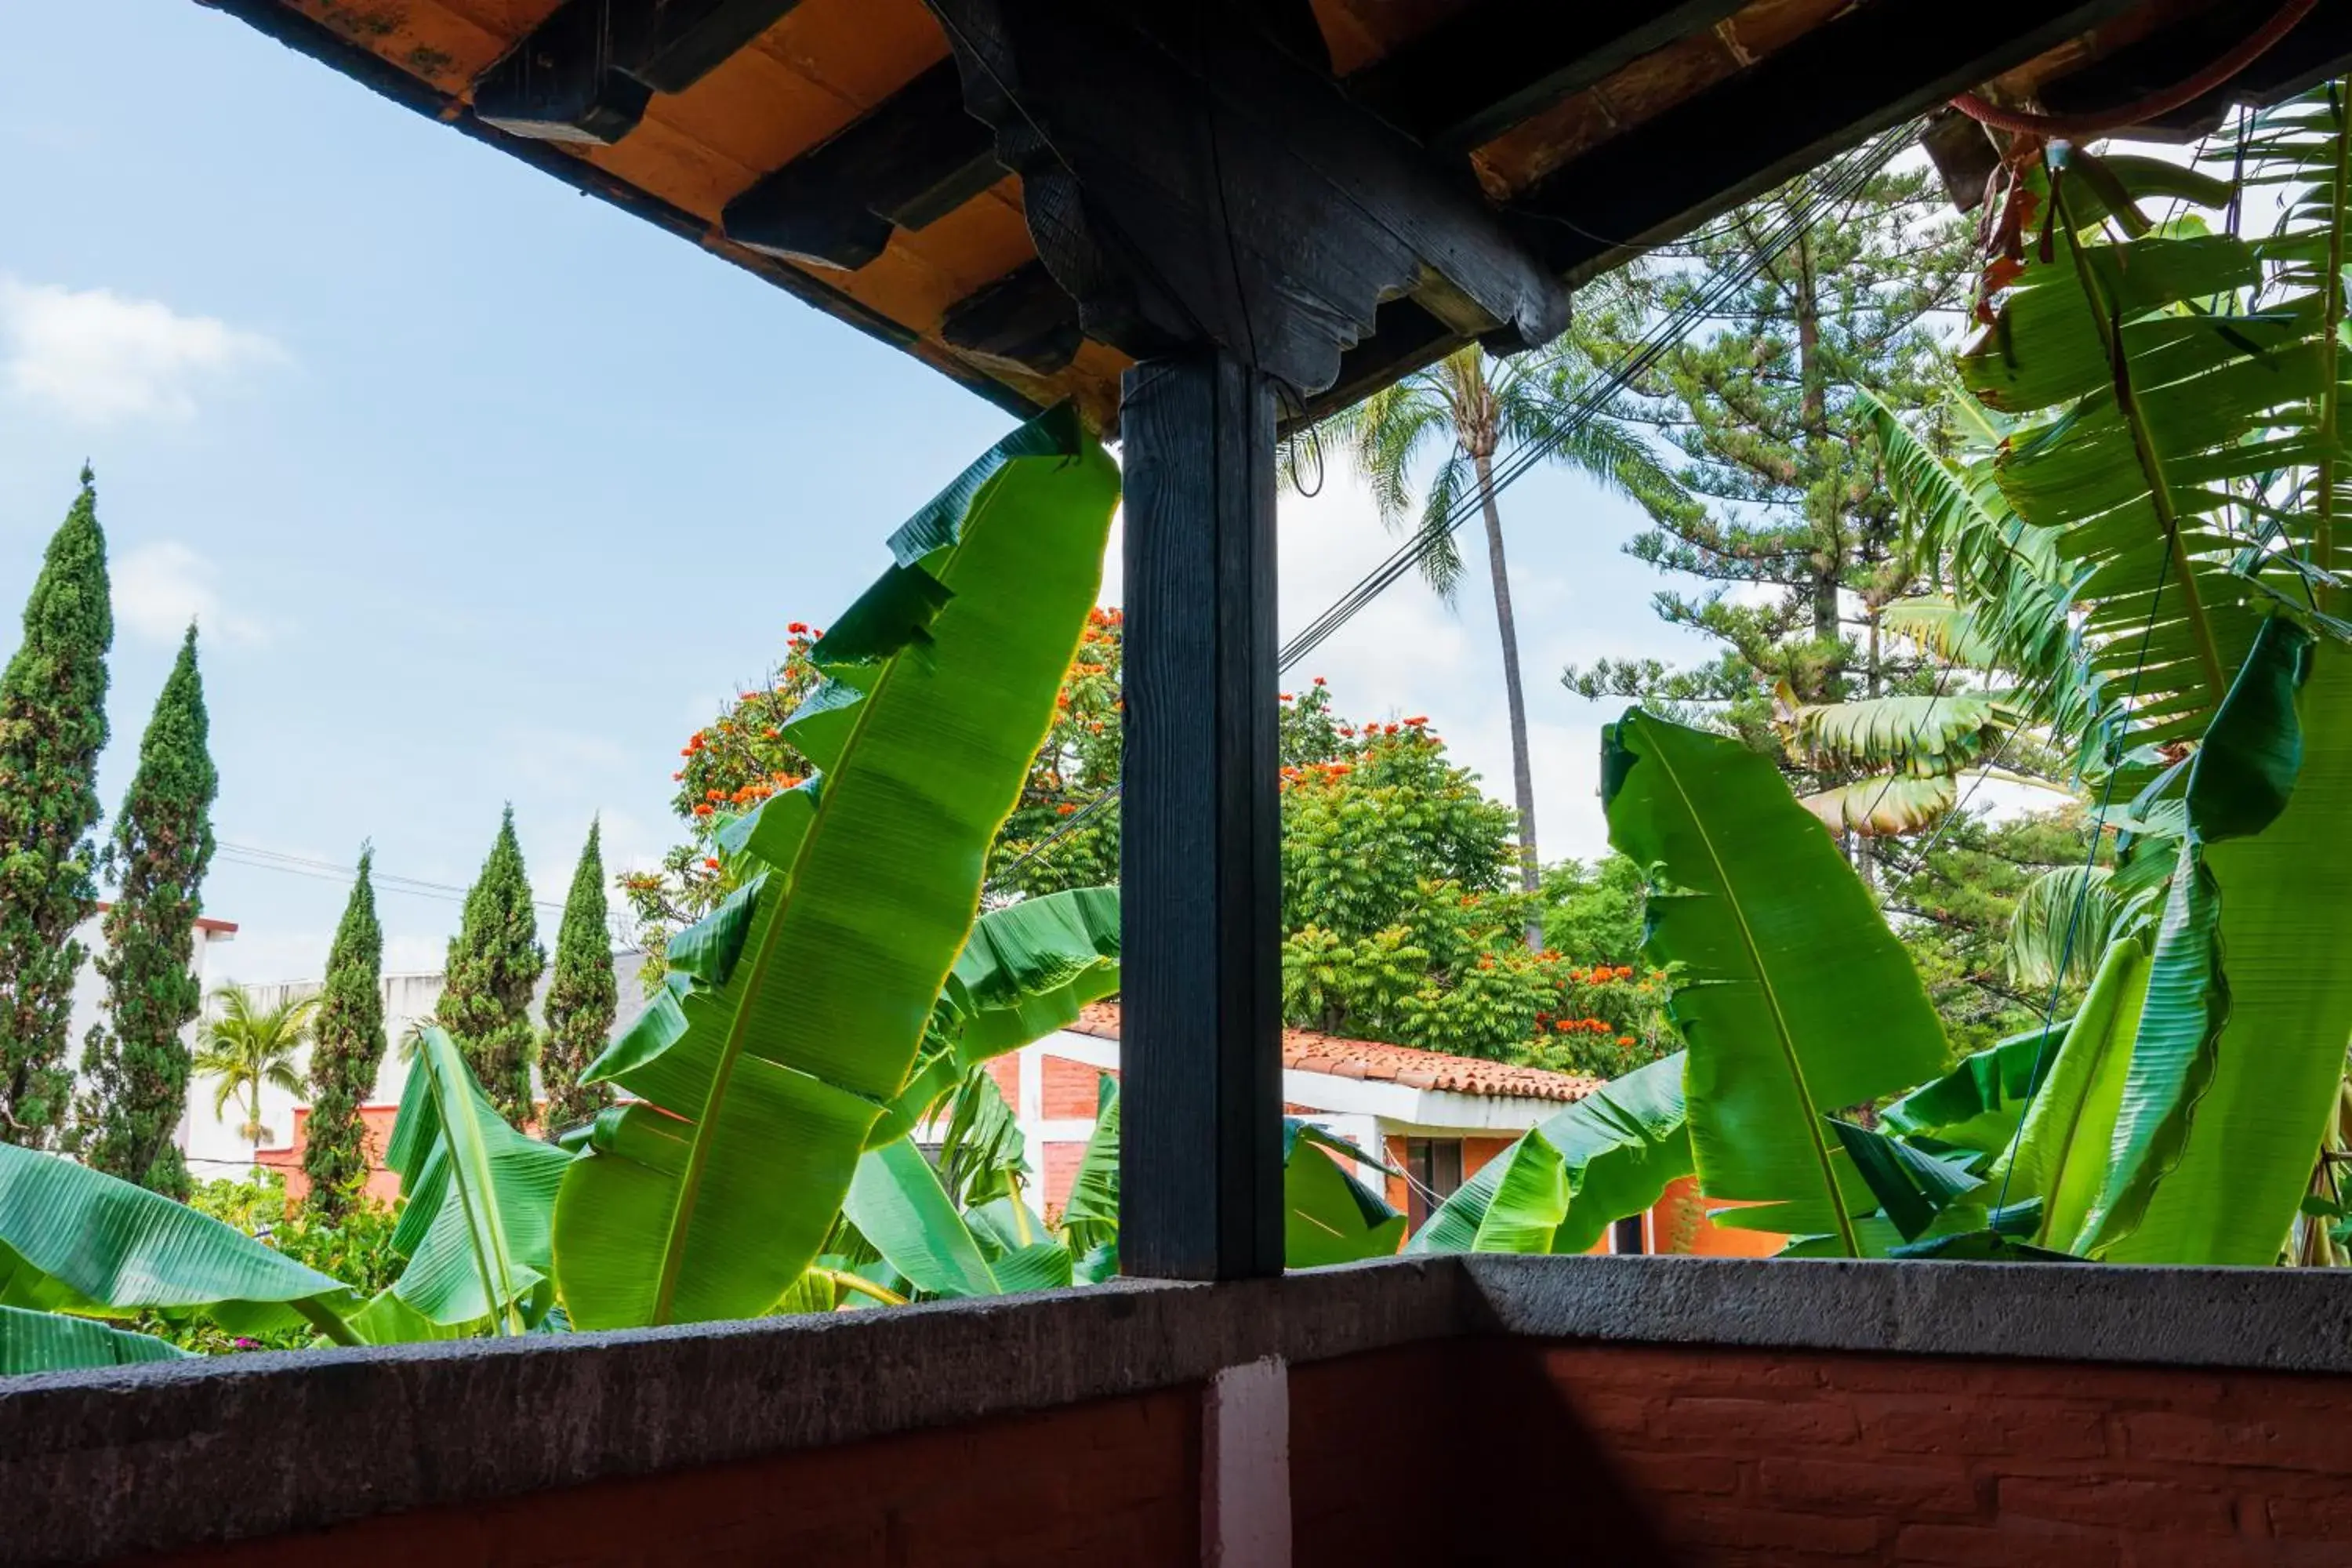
left=193, top=987, right=317, bottom=1167
left=1326, top=344, right=1687, bottom=947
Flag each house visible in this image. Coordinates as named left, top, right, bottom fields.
left=64, top=907, right=238, bottom=1168
left=1017, top=1002, right=1771, bottom=1256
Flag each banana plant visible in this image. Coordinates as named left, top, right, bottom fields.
left=0, top=1304, right=193, bottom=1374
left=2079, top=619, right=2352, bottom=1263
left=369, top=1025, right=572, bottom=1336
left=1409, top=1050, right=1692, bottom=1254
left=553, top=408, right=1120, bottom=1328
left=1601, top=710, right=1951, bottom=1254
left=0, top=1140, right=361, bottom=1361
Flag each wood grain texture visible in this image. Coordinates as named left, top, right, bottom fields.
left=1119, top=352, right=1283, bottom=1281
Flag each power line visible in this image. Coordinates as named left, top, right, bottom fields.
left=997, top=125, right=1918, bottom=889
left=214, top=840, right=570, bottom=915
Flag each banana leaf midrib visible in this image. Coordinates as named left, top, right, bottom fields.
left=1643, top=731, right=1857, bottom=1255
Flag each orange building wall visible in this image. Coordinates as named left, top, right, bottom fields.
left=254, top=1106, right=403, bottom=1206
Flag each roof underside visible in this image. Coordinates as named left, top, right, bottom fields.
left=209, top=0, right=2352, bottom=430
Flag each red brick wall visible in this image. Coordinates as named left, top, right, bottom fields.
left=255, top=1107, right=401, bottom=1205
left=147, top=1388, right=1200, bottom=1568
left=1295, top=1339, right=2352, bottom=1566
left=1041, top=1054, right=1110, bottom=1120
left=984, top=1055, right=1020, bottom=1106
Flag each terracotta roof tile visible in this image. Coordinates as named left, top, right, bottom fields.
left=1067, top=1002, right=1602, bottom=1105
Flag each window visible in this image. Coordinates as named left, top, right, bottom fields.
left=1405, top=1137, right=1464, bottom=1230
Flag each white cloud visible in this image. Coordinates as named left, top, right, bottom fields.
left=0, top=278, right=283, bottom=423
left=114, top=540, right=268, bottom=646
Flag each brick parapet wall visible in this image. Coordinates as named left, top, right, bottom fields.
left=1295, top=1338, right=2352, bottom=1566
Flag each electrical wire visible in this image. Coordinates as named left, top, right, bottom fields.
left=993, top=125, right=1916, bottom=891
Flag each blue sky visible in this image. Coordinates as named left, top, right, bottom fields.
left=0, top=5, right=1710, bottom=985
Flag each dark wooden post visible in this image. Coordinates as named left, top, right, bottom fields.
left=1120, top=350, right=1283, bottom=1280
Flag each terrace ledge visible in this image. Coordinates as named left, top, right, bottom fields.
left=9, top=1254, right=2352, bottom=1565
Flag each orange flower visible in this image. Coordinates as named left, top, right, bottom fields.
left=703, top=857, right=720, bottom=870
left=1617, top=1036, right=1635, bottom=1047
left=693, top=804, right=713, bottom=817
left=1312, top=676, right=1327, bottom=686
left=1325, top=763, right=1352, bottom=776
left=1056, top=802, right=1078, bottom=816
left=1279, top=692, right=1294, bottom=702
left=788, top=621, right=808, bottom=633
left=1404, top=716, right=1428, bottom=727
left=1554, top=1020, right=1572, bottom=1033
left=671, top=771, right=683, bottom=782
left=706, top=789, right=725, bottom=801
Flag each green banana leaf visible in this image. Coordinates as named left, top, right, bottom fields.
left=1602, top=711, right=1949, bottom=1254
left=1827, top=1120, right=1983, bottom=1243
left=2083, top=622, right=2352, bottom=1262
left=844, top=1138, right=1015, bottom=1299
left=946, top=885, right=1120, bottom=1060
left=554, top=407, right=1119, bottom=1327
left=1991, top=935, right=2152, bottom=1252
left=0, top=1303, right=190, bottom=1374
left=1058, top=1074, right=1121, bottom=1255
left=0, top=1141, right=358, bottom=1343
left=1409, top=1051, right=1692, bottom=1254
left=379, top=1025, right=572, bottom=1332
left=1881, top=1020, right=2063, bottom=1158
left=1283, top=1122, right=1406, bottom=1268
left=868, top=888, right=1124, bottom=1150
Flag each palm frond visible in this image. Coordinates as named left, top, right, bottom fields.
left=1783, top=692, right=2006, bottom=777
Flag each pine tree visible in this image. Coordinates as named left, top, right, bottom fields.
left=0, top=470, right=111, bottom=1149
left=1563, top=169, right=1972, bottom=760
left=303, top=848, right=384, bottom=1216
left=438, top=807, right=543, bottom=1126
left=78, top=626, right=216, bottom=1194
left=540, top=818, right=615, bottom=1137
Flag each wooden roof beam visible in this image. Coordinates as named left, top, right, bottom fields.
left=1512, top=0, right=2147, bottom=285
left=941, top=261, right=1083, bottom=377
left=474, top=0, right=804, bottom=145
left=722, top=61, right=1001, bottom=272
left=1345, top=0, right=1751, bottom=153
left=922, top=0, right=1571, bottom=399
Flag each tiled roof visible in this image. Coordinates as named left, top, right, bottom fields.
left=1066, top=1002, right=1602, bottom=1105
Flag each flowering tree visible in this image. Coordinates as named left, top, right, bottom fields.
left=631, top=615, right=1667, bottom=1073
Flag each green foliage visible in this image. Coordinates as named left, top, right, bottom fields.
left=193, top=987, right=315, bottom=1152
left=304, top=850, right=385, bottom=1219
left=134, top=1172, right=403, bottom=1354
left=0, top=1141, right=358, bottom=1349
left=542, top=819, right=616, bottom=1138
left=77, top=627, right=216, bottom=1196
left=378, top=1025, right=570, bottom=1332
left=1537, top=856, right=1648, bottom=968
left=1280, top=712, right=1670, bottom=1069
left=438, top=807, right=544, bottom=1126
left=553, top=407, right=1120, bottom=1329
left=1602, top=710, right=1948, bottom=1253
left=1411, top=1051, right=1692, bottom=1254
left=1565, top=167, right=1973, bottom=761
left=0, top=470, right=111, bottom=1149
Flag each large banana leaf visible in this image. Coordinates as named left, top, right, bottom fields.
left=1784, top=694, right=2005, bottom=778
left=1797, top=775, right=1958, bottom=837
left=1602, top=711, right=1949, bottom=1253
left=554, top=408, right=1119, bottom=1327
left=946, top=886, right=1120, bottom=1061
left=1409, top=1050, right=1692, bottom=1254
left=844, top=1138, right=1016, bottom=1299
left=0, top=1303, right=190, bottom=1374
left=2082, top=622, right=2352, bottom=1262
left=1957, top=163, right=2324, bottom=775
left=378, top=1025, right=571, bottom=1332
left=1282, top=1122, right=1406, bottom=1268
left=1989, top=935, right=2152, bottom=1251
left=1058, top=1075, right=1120, bottom=1256
left=0, top=1142, right=358, bottom=1343
left=1880, top=1020, right=2063, bottom=1159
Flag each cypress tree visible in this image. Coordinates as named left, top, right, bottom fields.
left=303, top=848, right=384, bottom=1216
left=540, top=818, right=615, bottom=1138
left=438, top=807, right=543, bottom=1126
left=78, top=626, right=216, bottom=1194
left=0, top=470, right=111, bottom=1149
